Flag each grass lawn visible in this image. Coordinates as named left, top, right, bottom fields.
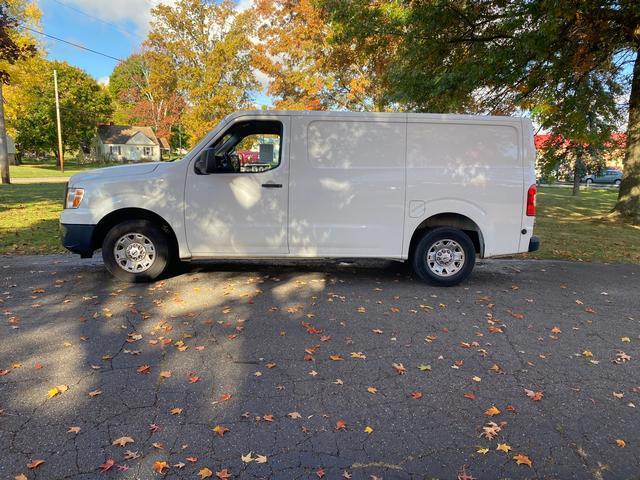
left=9, top=162, right=116, bottom=178
left=0, top=183, right=67, bottom=255
left=0, top=183, right=639, bottom=262
left=526, top=187, right=640, bottom=263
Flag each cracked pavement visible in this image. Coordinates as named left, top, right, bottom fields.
left=0, top=255, right=639, bottom=479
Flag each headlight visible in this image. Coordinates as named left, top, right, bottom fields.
left=65, top=188, right=85, bottom=209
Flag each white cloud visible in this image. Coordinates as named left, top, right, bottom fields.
left=62, top=0, right=178, bottom=38
left=63, top=0, right=253, bottom=38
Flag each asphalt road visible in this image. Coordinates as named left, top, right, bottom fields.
left=0, top=255, right=638, bottom=480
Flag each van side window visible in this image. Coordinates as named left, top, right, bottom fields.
left=196, top=120, right=282, bottom=174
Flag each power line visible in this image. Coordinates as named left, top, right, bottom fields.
left=24, top=26, right=123, bottom=62
left=49, top=0, right=143, bottom=42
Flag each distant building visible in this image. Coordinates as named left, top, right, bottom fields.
left=158, top=137, right=171, bottom=159
left=95, top=124, right=160, bottom=162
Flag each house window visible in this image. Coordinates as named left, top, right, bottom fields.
left=109, top=145, right=121, bottom=155
left=144, top=147, right=153, bottom=156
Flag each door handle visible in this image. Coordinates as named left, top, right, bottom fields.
left=262, top=183, right=283, bottom=188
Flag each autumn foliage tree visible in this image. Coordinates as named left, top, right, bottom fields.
left=254, top=0, right=393, bottom=111
left=146, top=0, right=257, bottom=143
left=323, top=1, right=640, bottom=217
left=109, top=52, right=185, bottom=140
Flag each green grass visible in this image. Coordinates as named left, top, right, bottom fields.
left=0, top=183, right=66, bottom=254
left=9, top=162, right=116, bottom=178
left=526, top=187, right=640, bottom=263
left=0, top=183, right=639, bottom=262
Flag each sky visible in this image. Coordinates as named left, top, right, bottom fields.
left=35, top=0, right=271, bottom=105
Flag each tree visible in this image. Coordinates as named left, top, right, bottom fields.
left=254, top=0, right=393, bottom=111
left=13, top=59, right=112, bottom=158
left=323, top=1, right=639, bottom=213
left=146, top=0, right=257, bottom=143
left=109, top=52, right=185, bottom=140
left=0, top=0, right=38, bottom=184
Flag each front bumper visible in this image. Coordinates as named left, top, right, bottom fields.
left=60, top=223, right=95, bottom=258
left=528, top=235, right=540, bottom=252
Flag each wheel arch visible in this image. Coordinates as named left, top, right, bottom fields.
left=408, top=212, right=485, bottom=260
left=92, top=208, right=179, bottom=256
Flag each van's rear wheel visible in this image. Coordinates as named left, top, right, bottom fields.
left=412, top=227, right=476, bottom=286
left=102, top=219, right=169, bottom=282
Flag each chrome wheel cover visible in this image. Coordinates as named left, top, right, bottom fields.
left=113, top=233, right=156, bottom=273
left=426, top=239, right=465, bottom=277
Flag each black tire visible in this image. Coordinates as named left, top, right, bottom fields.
left=102, top=219, right=170, bottom=282
left=585, top=178, right=593, bottom=185
left=411, top=227, right=476, bottom=286
left=614, top=179, right=621, bottom=186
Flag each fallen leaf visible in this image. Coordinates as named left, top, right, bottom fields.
left=67, top=426, right=81, bottom=434
left=124, top=450, right=140, bottom=460
left=497, top=443, right=512, bottom=453
left=524, top=389, right=544, bottom=401
left=484, top=406, right=501, bottom=416
left=160, top=370, right=172, bottom=379
left=47, top=385, right=69, bottom=398
left=410, top=391, right=423, bottom=400
left=88, top=389, right=102, bottom=397
left=212, top=425, right=229, bottom=437
left=216, top=469, right=231, bottom=479
left=616, top=439, right=626, bottom=448
left=392, top=363, right=406, bottom=375
left=480, top=421, right=502, bottom=439
left=15, top=475, right=28, bottom=480
left=153, top=461, right=169, bottom=473
left=476, top=447, right=489, bottom=454
left=316, top=467, right=325, bottom=478
left=367, top=387, right=378, bottom=394
left=27, top=460, right=45, bottom=470
left=99, top=459, right=115, bottom=472
left=417, top=364, right=432, bottom=372
left=170, top=407, right=183, bottom=415
left=241, top=453, right=253, bottom=463
left=464, top=392, right=476, bottom=400
left=137, top=364, right=151, bottom=374
left=513, top=454, right=532, bottom=467
left=198, top=467, right=213, bottom=479
left=254, top=454, right=267, bottom=464
left=112, top=436, right=134, bottom=447
left=364, top=426, right=373, bottom=434
left=336, top=419, right=347, bottom=431
left=350, top=352, right=366, bottom=359
left=288, top=411, right=302, bottom=419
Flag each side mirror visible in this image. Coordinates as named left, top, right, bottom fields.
left=195, top=148, right=218, bottom=174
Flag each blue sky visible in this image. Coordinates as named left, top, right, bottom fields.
left=36, top=0, right=271, bottom=105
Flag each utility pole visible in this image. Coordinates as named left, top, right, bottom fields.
left=53, top=69, right=64, bottom=172
left=0, top=82, right=10, bottom=184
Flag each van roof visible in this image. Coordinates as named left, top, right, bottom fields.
left=225, top=109, right=525, bottom=124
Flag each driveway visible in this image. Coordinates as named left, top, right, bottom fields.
left=0, top=256, right=638, bottom=479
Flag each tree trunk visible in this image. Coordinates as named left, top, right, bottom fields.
left=0, top=83, right=10, bottom=185
left=613, top=47, right=640, bottom=222
left=572, top=149, right=583, bottom=196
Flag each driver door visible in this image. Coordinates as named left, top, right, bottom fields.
left=184, top=117, right=290, bottom=256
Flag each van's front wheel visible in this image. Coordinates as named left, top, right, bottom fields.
left=102, top=220, right=170, bottom=282
left=412, top=227, right=476, bottom=286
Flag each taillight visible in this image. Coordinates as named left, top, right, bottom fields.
left=526, top=184, right=536, bottom=216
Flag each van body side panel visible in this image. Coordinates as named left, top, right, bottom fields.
left=519, top=118, right=537, bottom=253
left=289, top=116, right=407, bottom=257
left=403, top=118, right=524, bottom=258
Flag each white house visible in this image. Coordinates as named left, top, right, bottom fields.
left=95, top=124, right=161, bottom=162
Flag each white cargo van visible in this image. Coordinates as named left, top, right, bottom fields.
left=60, top=110, right=539, bottom=286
